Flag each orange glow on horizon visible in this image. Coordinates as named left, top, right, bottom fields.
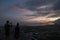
left=26, top=17, right=60, bottom=23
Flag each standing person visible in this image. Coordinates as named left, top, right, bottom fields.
left=15, top=23, right=20, bottom=40
left=4, top=20, right=10, bottom=40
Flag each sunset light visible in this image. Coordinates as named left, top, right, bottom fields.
left=26, top=17, right=60, bottom=23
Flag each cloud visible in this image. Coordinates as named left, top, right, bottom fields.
left=26, top=0, right=56, bottom=10
left=47, top=10, right=60, bottom=18
left=15, top=0, right=56, bottom=10
left=53, top=0, right=60, bottom=10
left=15, top=0, right=58, bottom=18
left=0, top=0, right=60, bottom=26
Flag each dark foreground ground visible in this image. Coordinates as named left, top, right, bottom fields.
left=0, top=25, right=60, bottom=40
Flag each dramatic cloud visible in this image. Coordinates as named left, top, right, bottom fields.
left=0, top=0, right=60, bottom=26
left=25, top=0, right=55, bottom=10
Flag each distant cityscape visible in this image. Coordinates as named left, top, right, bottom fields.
left=0, top=19, right=60, bottom=40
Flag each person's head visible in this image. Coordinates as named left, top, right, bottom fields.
left=17, top=23, right=19, bottom=26
left=6, top=20, right=9, bottom=24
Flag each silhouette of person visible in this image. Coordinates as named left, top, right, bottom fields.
left=15, top=23, right=20, bottom=39
left=4, top=20, right=10, bottom=40
left=5, top=20, right=10, bottom=36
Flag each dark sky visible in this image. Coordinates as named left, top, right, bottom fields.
left=0, top=0, right=60, bottom=26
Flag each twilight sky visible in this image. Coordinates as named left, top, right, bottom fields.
left=0, top=0, right=60, bottom=26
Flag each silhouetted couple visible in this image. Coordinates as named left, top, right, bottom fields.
left=4, top=20, right=20, bottom=40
